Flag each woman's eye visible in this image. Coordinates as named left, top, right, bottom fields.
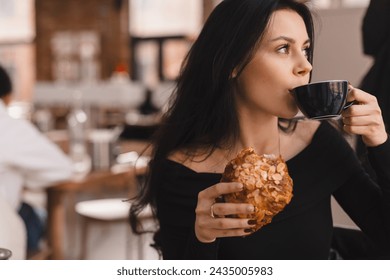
left=302, top=46, right=311, bottom=58
left=277, top=44, right=289, bottom=54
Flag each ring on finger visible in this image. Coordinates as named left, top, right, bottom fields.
left=210, top=203, right=217, bottom=218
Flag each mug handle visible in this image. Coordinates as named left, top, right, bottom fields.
left=343, top=84, right=356, bottom=110
left=343, top=100, right=356, bottom=110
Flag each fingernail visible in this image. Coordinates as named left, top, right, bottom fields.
left=244, top=228, right=254, bottom=233
left=247, top=205, right=255, bottom=212
left=247, top=219, right=257, bottom=225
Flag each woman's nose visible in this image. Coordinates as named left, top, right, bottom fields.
left=294, top=55, right=312, bottom=77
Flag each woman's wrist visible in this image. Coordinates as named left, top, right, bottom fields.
left=363, top=131, right=388, bottom=147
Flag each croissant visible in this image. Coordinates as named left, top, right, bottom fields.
left=221, top=148, right=293, bottom=232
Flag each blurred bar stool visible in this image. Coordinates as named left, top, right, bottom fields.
left=75, top=198, right=153, bottom=259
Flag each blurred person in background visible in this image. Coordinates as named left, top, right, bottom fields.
left=360, top=0, right=390, bottom=128
left=0, top=65, right=73, bottom=256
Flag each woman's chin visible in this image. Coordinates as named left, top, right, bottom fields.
left=279, top=108, right=299, bottom=120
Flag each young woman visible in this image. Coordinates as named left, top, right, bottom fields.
left=130, top=0, right=390, bottom=259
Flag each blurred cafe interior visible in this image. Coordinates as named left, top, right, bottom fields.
left=0, top=0, right=373, bottom=260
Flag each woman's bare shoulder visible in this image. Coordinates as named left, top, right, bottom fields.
left=168, top=148, right=226, bottom=173
left=168, top=150, right=187, bottom=164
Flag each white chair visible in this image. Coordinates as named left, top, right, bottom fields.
left=0, top=193, right=27, bottom=260
left=75, top=198, right=154, bottom=259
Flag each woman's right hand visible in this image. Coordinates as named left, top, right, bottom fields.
left=195, top=182, right=256, bottom=243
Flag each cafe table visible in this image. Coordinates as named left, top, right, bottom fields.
left=46, top=149, right=149, bottom=260
left=46, top=136, right=150, bottom=260
left=43, top=130, right=152, bottom=259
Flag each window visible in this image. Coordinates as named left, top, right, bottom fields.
left=129, top=0, right=202, bottom=83
left=0, top=0, right=35, bottom=43
left=0, top=0, right=35, bottom=101
left=129, top=0, right=202, bottom=37
left=312, top=0, right=370, bottom=9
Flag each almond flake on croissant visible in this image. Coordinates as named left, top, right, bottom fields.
left=221, top=148, right=293, bottom=232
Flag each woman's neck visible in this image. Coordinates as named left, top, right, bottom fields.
left=235, top=111, right=280, bottom=156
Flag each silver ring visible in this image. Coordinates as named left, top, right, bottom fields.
left=210, top=203, right=216, bottom=218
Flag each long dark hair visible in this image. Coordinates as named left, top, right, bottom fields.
left=0, top=65, right=12, bottom=98
left=130, top=0, right=314, bottom=243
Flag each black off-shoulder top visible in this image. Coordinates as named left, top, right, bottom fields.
left=152, top=122, right=390, bottom=259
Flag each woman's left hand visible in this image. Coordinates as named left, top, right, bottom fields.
left=342, top=85, right=388, bottom=147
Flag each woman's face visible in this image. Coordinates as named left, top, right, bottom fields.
left=235, top=9, right=312, bottom=119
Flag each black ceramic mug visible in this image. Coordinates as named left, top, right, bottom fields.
left=291, top=80, right=354, bottom=120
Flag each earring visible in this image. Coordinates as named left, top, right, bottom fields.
left=230, top=69, right=238, bottom=79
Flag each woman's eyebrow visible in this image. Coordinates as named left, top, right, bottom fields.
left=269, top=36, right=310, bottom=45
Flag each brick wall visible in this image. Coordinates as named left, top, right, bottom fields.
left=35, top=0, right=129, bottom=81
left=35, top=0, right=214, bottom=82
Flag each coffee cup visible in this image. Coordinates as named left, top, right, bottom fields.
left=291, top=80, right=354, bottom=120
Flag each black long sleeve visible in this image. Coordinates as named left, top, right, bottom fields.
left=333, top=137, right=390, bottom=254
